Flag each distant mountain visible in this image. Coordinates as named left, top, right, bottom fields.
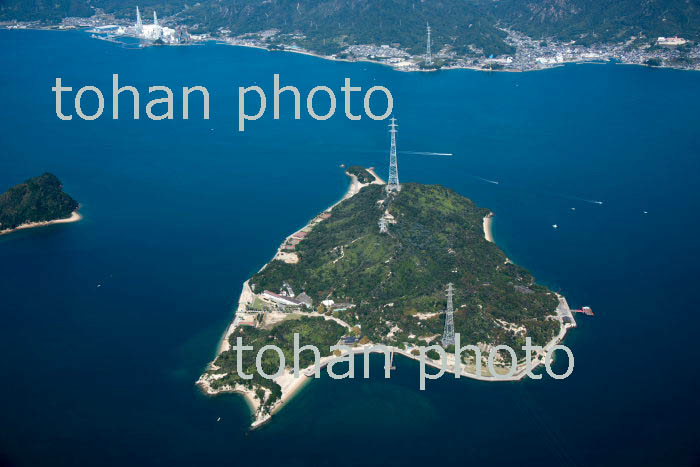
left=3, top=0, right=699, bottom=54
left=174, top=0, right=513, bottom=55
left=0, top=0, right=92, bottom=22
left=0, top=173, right=79, bottom=231
left=494, top=0, right=700, bottom=45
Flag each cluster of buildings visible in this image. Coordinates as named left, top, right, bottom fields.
left=453, top=29, right=700, bottom=71
left=261, top=289, right=313, bottom=309
left=76, top=7, right=190, bottom=45
left=126, top=7, right=189, bottom=44
left=257, top=287, right=356, bottom=313
left=331, top=28, right=699, bottom=72
left=344, top=44, right=410, bottom=60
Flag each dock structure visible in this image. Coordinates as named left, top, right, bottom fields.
left=571, top=306, right=594, bottom=316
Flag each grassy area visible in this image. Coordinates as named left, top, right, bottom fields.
left=209, top=316, right=345, bottom=413
left=346, top=166, right=376, bottom=184
left=251, top=183, right=559, bottom=353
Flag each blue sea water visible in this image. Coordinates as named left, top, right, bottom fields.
left=1, top=29, right=699, bottom=467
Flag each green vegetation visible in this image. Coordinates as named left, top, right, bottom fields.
left=209, top=316, right=345, bottom=413
left=346, top=166, right=375, bottom=184
left=250, top=183, right=559, bottom=354
left=205, top=181, right=561, bottom=413
left=175, top=0, right=514, bottom=56
left=5, top=0, right=700, bottom=56
left=494, top=0, right=700, bottom=45
left=0, top=173, right=78, bottom=231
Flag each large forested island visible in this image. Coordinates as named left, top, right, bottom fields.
left=199, top=168, right=574, bottom=427
left=0, top=173, right=80, bottom=234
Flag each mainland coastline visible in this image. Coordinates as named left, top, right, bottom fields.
left=198, top=170, right=576, bottom=429
left=1, top=25, right=697, bottom=74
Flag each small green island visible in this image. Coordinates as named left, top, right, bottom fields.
left=0, top=173, right=81, bottom=235
left=198, top=167, right=575, bottom=427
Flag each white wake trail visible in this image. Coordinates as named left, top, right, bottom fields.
left=400, top=151, right=454, bottom=156
left=473, top=176, right=500, bottom=185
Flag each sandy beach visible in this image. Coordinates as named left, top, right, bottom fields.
left=201, top=172, right=573, bottom=428
left=0, top=211, right=82, bottom=236
left=366, top=167, right=386, bottom=184
left=250, top=318, right=580, bottom=429
left=207, top=287, right=575, bottom=428
left=199, top=169, right=384, bottom=426
left=483, top=213, right=494, bottom=243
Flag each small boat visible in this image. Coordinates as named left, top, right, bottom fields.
left=552, top=224, right=558, bottom=229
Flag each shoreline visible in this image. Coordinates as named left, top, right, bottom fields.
left=483, top=212, right=494, bottom=243
left=169, top=37, right=700, bottom=74
left=3, top=26, right=699, bottom=75
left=199, top=170, right=574, bottom=429
left=198, top=169, right=385, bottom=426
left=0, top=211, right=82, bottom=236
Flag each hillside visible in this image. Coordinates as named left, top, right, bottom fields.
left=4, top=0, right=700, bottom=57
left=0, top=173, right=79, bottom=231
left=494, top=0, right=700, bottom=45
left=251, top=183, right=559, bottom=348
left=204, top=182, right=560, bottom=415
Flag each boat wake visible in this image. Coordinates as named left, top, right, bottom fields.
left=569, top=196, right=604, bottom=205
left=472, top=176, right=500, bottom=185
left=400, top=151, right=454, bottom=156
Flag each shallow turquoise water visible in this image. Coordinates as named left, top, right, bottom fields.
left=1, top=29, right=699, bottom=466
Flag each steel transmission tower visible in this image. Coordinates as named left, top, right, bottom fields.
left=426, top=23, right=433, bottom=66
left=386, top=117, right=401, bottom=192
left=442, top=283, right=455, bottom=347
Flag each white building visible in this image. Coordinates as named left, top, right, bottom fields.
left=657, top=36, right=688, bottom=46
left=132, top=7, right=180, bottom=44
left=536, top=54, right=564, bottom=65
left=262, top=290, right=303, bottom=307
